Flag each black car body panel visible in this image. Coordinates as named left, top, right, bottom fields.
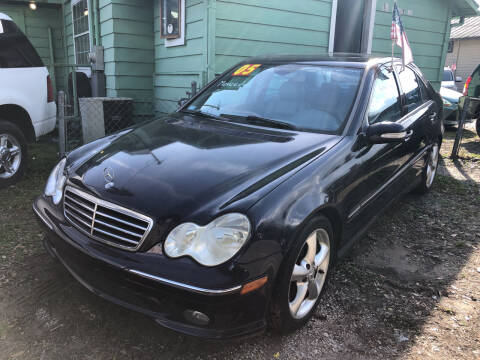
left=34, top=55, right=443, bottom=338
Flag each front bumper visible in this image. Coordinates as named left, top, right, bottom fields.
left=33, top=196, right=271, bottom=339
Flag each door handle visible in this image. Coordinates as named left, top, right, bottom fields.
left=404, top=130, right=413, bottom=141
left=429, top=112, right=437, bottom=122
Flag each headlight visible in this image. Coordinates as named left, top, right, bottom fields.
left=164, top=213, right=251, bottom=266
left=44, top=158, right=67, bottom=205
left=442, top=98, right=453, bottom=107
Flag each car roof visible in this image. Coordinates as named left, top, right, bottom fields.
left=0, top=13, right=12, bottom=21
left=239, top=53, right=397, bottom=68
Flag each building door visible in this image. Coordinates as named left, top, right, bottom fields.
left=330, top=0, right=376, bottom=54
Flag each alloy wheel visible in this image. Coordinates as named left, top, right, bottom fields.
left=288, top=228, right=330, bottom=319
left=426, top=143, right=439, bottom=188
left=0, top=133, right=22, bottom=179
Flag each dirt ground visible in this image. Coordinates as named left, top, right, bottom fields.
left=0, top=123, right=479, bottom=360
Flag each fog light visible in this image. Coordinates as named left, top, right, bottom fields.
left=183, top=309, right=210, bottom=325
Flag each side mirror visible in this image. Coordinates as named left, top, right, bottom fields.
left=455, top=76, right=463, bottom=82
left=366, top=121, right=411, bottom=144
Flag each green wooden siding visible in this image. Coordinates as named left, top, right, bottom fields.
left=214, top=0, right=332, bottom=74
left=0, top=4, right=67, bottom=91
left=371, top=0, right=452, bottom=89
left=100, top=0, right=154, bottom=121
left=154, top=0, right=207, bottom=115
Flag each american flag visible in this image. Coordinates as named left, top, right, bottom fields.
left=391, top=2, right=413, bottom=68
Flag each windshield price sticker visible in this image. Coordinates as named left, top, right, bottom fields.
left=232, top=64, right=262, bottom=76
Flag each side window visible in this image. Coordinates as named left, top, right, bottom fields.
left=368, top=68, right=402, bottom=124
left=396, top=67, right=423, bottom=111
left=418, top=77, right=431, bottom=101
left=0, top=20, right=43, bottom=68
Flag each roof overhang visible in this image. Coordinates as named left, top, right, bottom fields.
left=452, top=0, right=480, bottom=17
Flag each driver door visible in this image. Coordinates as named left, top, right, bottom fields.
left=344, top=65, right=410, bottom=227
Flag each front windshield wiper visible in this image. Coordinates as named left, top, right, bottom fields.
left=220, top=114, right=297, bottom=130
left=180, top=109, right=225, bottom=121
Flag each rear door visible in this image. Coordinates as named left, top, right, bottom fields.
left=394, top=65, right=436, bottom=184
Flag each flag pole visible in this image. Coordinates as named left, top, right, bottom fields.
left=391, top=40, right=394, bottom=70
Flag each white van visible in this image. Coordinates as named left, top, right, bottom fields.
left=0, top=13, right=56, bottom=188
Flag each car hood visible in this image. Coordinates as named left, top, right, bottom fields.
left=67, top=113, right=341, bottom=223
left=440, top=86, right=462, bottom=103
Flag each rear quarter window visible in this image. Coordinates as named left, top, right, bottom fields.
left=0, top=20, right=43, bottom=68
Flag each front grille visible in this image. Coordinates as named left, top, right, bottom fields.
left=63, top=186, right=153, bottom=251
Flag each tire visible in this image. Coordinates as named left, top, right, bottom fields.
left=476, top=118, right=480, bottom=138
left=0, top=120, right=28, bottom=189
left=413, top=140, right=440, bottom=195
left=269, top=215, right=334, bottom=333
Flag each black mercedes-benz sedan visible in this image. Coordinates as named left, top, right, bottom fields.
left=33, top=55, right=443, bottom=339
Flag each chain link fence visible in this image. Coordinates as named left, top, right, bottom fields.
left=58, top=93, right=154, bottom=155
left=54, top=67, right=199, bottom=155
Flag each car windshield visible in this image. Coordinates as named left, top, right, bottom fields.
left=184, top=63, right=364, bottom=134
left=443, top=69, right=454, bottom=82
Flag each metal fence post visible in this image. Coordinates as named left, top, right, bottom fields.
left=58, top=91, right=66, bottom=157
left=451, top=97, right=471, bottom=159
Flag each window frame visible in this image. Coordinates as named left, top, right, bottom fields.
left=160, top=0, right=181, bottom=39
left=395, top=65, right=425, bottom=113
left=365, top=64, right=403, bottom=125
left=161, top=0, right=185, bottom=47
left=71, top=0, right=92, bottom=75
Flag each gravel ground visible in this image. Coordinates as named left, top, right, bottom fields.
left=0, top=125, right=479, bottom=360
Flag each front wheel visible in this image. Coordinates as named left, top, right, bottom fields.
left=270, top=215, right=333, bottom=333
left=0, top=121, right=28, bottom=189
left=413, top=141, right=439, bottom=195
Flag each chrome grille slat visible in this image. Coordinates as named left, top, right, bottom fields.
left=63, top=186, right=153, bottom=251
left=95, top=210, right=149, bottom=231
left=92, top=227, right=139, bottom=245
left=65, top=202, right=93, bottom=221
left=94, top=219, right=143, bottom=238
left=64, top=194, right=95, bottom=211
left=65, top=208, right=92, bottom=229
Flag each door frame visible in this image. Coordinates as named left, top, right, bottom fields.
left=328, top=0, right=377, bottom=55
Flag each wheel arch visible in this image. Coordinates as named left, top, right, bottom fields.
left=0, top=104, right=35, bottom=142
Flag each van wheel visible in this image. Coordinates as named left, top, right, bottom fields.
left=0, top=121, right=28, bottom=189
left=269, top=215, right=334, bottom=333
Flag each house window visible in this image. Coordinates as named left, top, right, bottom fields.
left=160, top=0, right=181, bottom=39
left=447, top=40, right=454, bottom=53
left=72, top=0, right=90, bottom=65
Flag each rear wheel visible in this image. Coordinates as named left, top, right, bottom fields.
left=270, top=215, right=333, bottom=333
left=413, top=141, right=439, bottom=195
left=0, top=121, right=28, bottom=189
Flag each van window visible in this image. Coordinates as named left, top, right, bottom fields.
left=443, top=69, right=454, bottom=82
left=0, top=20, right=43, bottom=68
